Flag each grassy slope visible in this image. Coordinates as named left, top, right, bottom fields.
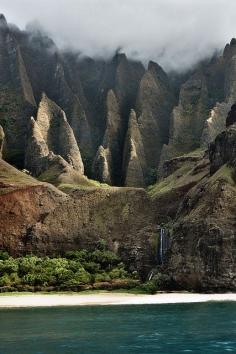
left=0, top=159, right=110, bottom=197
left=38, top=163, right=110, bottom=192
left=148, top=148, right=206, bottom=198
left=208, top=164, right=235, bottom=186
left=148, top=162, right=194, bottom=197
left=0, top=159, right=40, bottom=195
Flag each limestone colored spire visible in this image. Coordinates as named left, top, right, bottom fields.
left=201, top=103, right=229, bottom=147
left=123, top=109, right=147, bottom=187
left=92, top=145, right=111, bottom=184
left=24, top=117, right=49, bottom=176
left=25, top=94, right=84, bottom=176
left=35, top=93, right=84, bottom=174
left=92, top=89, right=122, bottom=184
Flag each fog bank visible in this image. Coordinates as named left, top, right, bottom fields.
left=1, top=0, right=236, bottom=70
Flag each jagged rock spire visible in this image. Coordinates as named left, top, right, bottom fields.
left=226, top=103, right=236, bottom=127
left=36, top=93, right=84, bottom=174
left=135, top=60, right=175, bottom=172
left=0, top=14, right=8, bottom=29
left=123, top=109, right=147, bottom=187
left=25, top=94, right=84, bottom=176
left=92, top=89, right=122, bottom=185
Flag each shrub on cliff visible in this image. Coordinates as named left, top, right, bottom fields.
left=0, top=258, right=18, bottom=274
left=0, top=248, right=137, bottom=292
left=0, top=251, right=10, bottom=260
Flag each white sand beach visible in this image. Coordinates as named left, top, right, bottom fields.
left=0, top=292, right=236, bottom=308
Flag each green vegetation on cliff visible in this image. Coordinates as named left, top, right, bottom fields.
left=209, top=164, right=235, bottom=186
left=58, top=181, right=109, bottom=194
left=0, top=159, right=39, bottom=195
left=148, top=163, right=193, bottom=197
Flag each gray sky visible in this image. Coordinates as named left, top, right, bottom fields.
left=1, top=0, right=236, bottom=71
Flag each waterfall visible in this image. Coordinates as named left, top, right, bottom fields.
left=159, top=228, right=169, bottom=265
left=160, top=228, right=164, bottom=264
left=148, top=271, right=154, bottom=281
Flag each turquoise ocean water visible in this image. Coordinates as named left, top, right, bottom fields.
left=0, top=302, right=235, bottom=353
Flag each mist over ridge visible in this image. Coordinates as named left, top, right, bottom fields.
left=1, top=0, right=236, bottom=71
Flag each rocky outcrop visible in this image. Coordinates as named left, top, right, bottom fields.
left=87, top=53, right=145, bottom=184
left=209, top=125, right=236, bottom=174
left=113, top=53, right=145, bottom=115
left=92, top=90, right=122, bottom=184
left=226, top=103, right=236, bottom=127
left=0, top=15, right=36, bottom=102
left=163, top=72, right=209, bottom=160
left=17, top=48, right=36, bottom=107
left=0, top=125, right=4, bottom=158
left=0, top=15, right=36, bottom=167
left=160, top=153, right=205, bottom=179
left=123, top=110, right=147, bottom=187
left=200, top=38, right=236, bottom=146
left=48, top=59, right=93, bottom=160
left=24, top=117, right=85, bottom=186
left=135, top=61, right=175, bottom=176
left=24, top=117, right=49, bottom=176
left=149, top=152, right=209, bottom=221
left=92, top=145, right=111, bottom=184
left=201, top=103, right=229, bottom=147
left=165, top=127, right=236, bottom=291
left=0, top=20, right=93, bottom=174
left=77, top=52, right=145, bottom=177
left=166, top=165, right=236, bottom=291
left=160, top=44, right=236, bottom=165
left=25, top=94, right=84, bottom=176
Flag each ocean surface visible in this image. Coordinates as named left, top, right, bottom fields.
left=0, top=302, right=235, bottom=353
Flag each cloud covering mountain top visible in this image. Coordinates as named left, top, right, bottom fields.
left=1, top=0, right=236, bottom=71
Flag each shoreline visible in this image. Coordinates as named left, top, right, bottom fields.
left=0, top=292, right=236, bottom=308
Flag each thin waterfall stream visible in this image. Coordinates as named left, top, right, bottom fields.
left=159, top=227, right=169, bottom=265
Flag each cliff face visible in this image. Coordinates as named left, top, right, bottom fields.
left=2, top=122, right=235, bottom=290
left=166, top=165, right=236, bottom=291
left=83, top=55, right=175, bottom=186
left=0, top=159, right=157, bottom=278
left=200, top=39, right=236, bottom=147
left=209, top=124, right=236, bottom=174
left=160, top=39, right=236, bottom=169
left=161, top=125, right=236, bottom=291
left=0, top=15, right=36, bottom=168
left=1, top=14, right=236, bottom=291
left=160, top=71, right=210, bottom=164
left=135, top=62, right=175, bottom=174
left=201, top=103, right=229, bottom=146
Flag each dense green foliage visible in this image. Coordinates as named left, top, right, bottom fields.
left=0, top=249, right=139, bottom=292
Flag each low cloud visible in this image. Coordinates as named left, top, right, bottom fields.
left=1, top=0, right=236, bottom=71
